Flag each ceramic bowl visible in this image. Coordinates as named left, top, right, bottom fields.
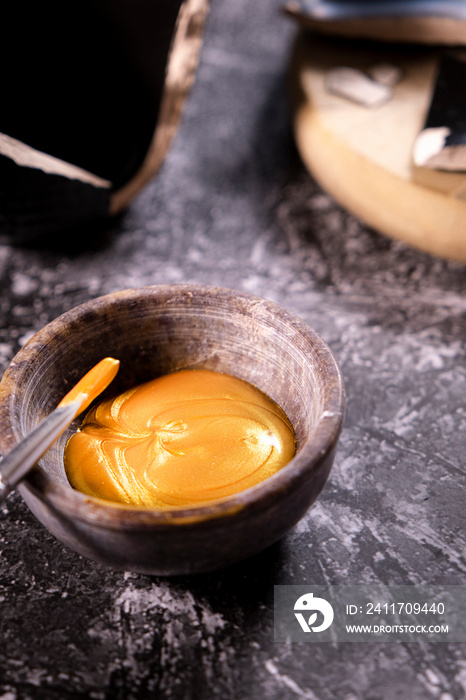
left=1, top=0, right=209, bottom=240
left=0, top=285, right=345, bottom=575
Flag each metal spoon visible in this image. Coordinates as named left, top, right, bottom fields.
left=0, top=357, right=120, bottom=504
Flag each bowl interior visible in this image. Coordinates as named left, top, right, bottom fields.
left=1, top=286, right=343, bottom=504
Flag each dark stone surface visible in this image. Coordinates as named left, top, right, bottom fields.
left=1, top=1, right=466, bottom=698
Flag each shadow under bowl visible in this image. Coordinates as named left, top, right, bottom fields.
left=0, top=285, right=345, bottom=575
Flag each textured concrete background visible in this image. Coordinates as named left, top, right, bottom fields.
left=1, top=1, right=466, bottom=698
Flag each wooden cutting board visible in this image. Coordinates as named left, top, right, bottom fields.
left=289, top=32, right=466, bottom=262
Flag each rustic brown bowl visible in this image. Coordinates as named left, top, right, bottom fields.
left=0, top=285, right=345, bottom=575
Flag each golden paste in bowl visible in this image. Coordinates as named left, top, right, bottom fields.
left=64, top=369, right=296, bottom=508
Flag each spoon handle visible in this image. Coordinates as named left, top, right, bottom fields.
left=0, top=356, right=120, bottom=505
left=0, top=401, right=78, bottom=504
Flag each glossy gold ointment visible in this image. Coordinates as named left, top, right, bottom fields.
left=64, top=369, right=296, bottom=508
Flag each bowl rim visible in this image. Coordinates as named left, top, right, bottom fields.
left=0, top=284, right=346, bottom=527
